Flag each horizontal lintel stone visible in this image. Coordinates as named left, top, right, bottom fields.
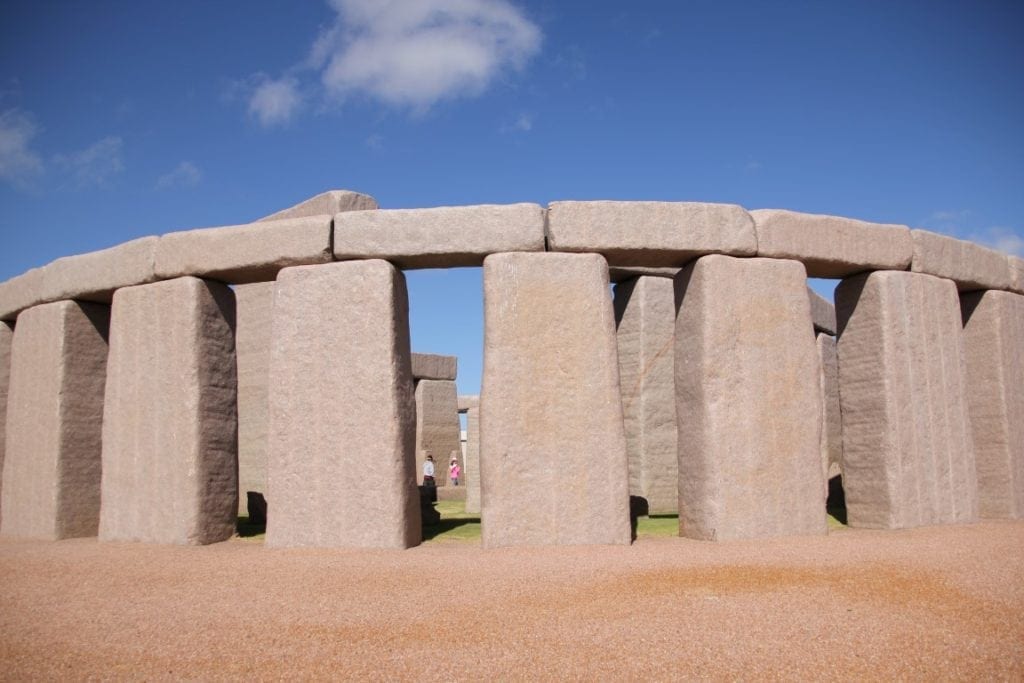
left=333, top=204, right=545, bottom=268
left=411, top=353, right=457, bottom=381
left=0, top=268, right=44, bottom=322
left=911, top=229, right=1014, bottom=292
left=155, top=215, right=333, bottom=284
left=608, top=266, right=680, bottom=283
left=457, top=394, right=479, bottom=411
left=1010, top=256, right=1024, bottom=295
left=257, top=189, right=378, bottom=222
left=39, top=236, right=158, bottom=304
left=751, top=209, right=912, bottom=278
left=546, top=201, right=756, bottom=267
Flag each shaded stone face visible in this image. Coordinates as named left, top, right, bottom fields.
left=960, top=290, right=1024, bottom=519
left=836, top=271, right=977, bottom=529
left=411, top=353, right=457, bottom=381
left=464, top=406, right=481, bottom=515
left=234, top=281, right=275, bottom=516
left=674, top=255, right=826, bottom=541
left=807, top=287, right=837, bottom=335
left=911, top=230, right=1014, bottom=292
left=265, top=260, right=420, bottom=549
left=613, top=276, right=678, bottom=514
left=0, top=321, right=11, bottom=527
left=816, top=334, right=844, bottom=489
left=481, top=252, right=631, bottom=548
left=414, top=379, right=462, bottom=486
left=1, top=301, right=109, bottom=540
left=99, top=277, right=238, bottom=545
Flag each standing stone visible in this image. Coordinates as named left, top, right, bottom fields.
left=481, top=252, right=630, bottom=547
left=99, top=277, right=237, bottom=545
left=836, top=271, right=977, bottom=529
left=613, top=276, right=678, bottom=514
left=960, top=290, right=1024, bottom=518
left=674, top=255, right=825, bottom=541
left=1, top=302, right=108, bottom=539
left=0, top=321, right=11, bottom=526
left=464, top=406, right=481, bottom=514
left=816, top=334, right=844, bottom=488
left=266, top=260, right=420, bottom=549
left=414, top=379, right=462, bottom=486
left=234, top=282, right=274, bottom=516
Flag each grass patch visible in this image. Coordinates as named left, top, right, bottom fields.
left=635, top=514, right=679, bottom=538
left=424, top=500, right=481, bottom=542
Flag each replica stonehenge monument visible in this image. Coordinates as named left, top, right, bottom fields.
left=0, top=189, right=1021, bottom=548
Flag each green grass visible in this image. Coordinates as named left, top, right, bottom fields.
left=423, top=500, right=481, bottom=542
left=635, top=514, right=679, bottom=538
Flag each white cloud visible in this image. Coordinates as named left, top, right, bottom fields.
left=312, top=0, right=541, bottom=110
left=248, top=76, right=302, bottom=127
left=53, top=136, right=124, bottom=188
left=969, top=226, right=1024, bottom=257
left=923, top=209, right=1023, bottom=257
left=0, top=108, right=44, bottom=189
left=501, top=112, right=532, bottom=133
left=156, top=161, right=202, bottom=190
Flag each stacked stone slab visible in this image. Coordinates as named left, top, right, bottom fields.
left=414, top=379, right=462, bottom=486
left=613, top=276, right=678, bottom=514
left=835, top=271, right=977, bottom=529
left=235, top=282, right=274, bottom=515
left=1, top=302, right=109, bottom=539
left=816, top=334, right=844, bottom=487
left=0, top=321, right=11, bottom=525
left=911, top=230, right=1013, bottom=291
left=481, top=252, right=630, bottom=547
left=266, top=260, right=420, bottom=549
left=99, top=278, right=237, bottom=545
left=960, top=290, right=1024, bottom=519
left=674, top=255, right=825, bottom=540
left=412, top=353, right=457, bottom=381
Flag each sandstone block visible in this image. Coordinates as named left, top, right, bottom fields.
left=608, top=266, right=680, bottom=283
left=674, top=255, right=825, bottom=540
left=411, top=353, right=457, bottom=381
left=234, top=282, right=274, bottom=516
left=155, top=215, right=333, bottom=284
left=457, top=394, right=480, bottom=411
left=547, top=201, right=756, bottom=267
left=266, top=260, right=420, bottom=549
left=816, top=334, right=844, bottom=491
left=808, top=287, right=837, bottom=335
left=414, top=379, right=462, bottom=486
left=911, top=229, right=1013, bottom=291
left=39, top=237, right=158, bottom=304
left=464, top=406, right=481, bottom=514
left=613, top=276, right=678, bottom=514
left=751, top=209, right=912, bottom=278
left=960, top=290, right=1024, bottom=518
left=0, top=322, right=11, bottom=526
left=1009, top=256, right=1024, bottom=295
left=481, top=252, right=630, bottom=547
left=1, top=301, right=108, bottom=539
left=334, top=204, right=545, bottom=268
left=99, top=277, right=237, bottom=545
left=258, top=190, right=378, bottom=221
left=836, top=271, right=977, bottom=529
left=0, top=267, right=44, bottom=322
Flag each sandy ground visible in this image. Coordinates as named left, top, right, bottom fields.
left=1, top=521, right=1022, bottom=681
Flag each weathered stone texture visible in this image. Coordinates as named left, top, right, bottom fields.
left=414, top=379, right=462, bottom=486
left=674, top=255, right=825, bottom=540
left=457, top=394, right=480, bottom=412
left=608, top=266, right=680, bottom=283
left=816, top=334, right=844, bottom=488
left=155, top=215, right=333, bottom=284
left=266, top=260, right=420, bottom=549
left=234, top=282, right=274, bottom=516
left=1, top=302, right=108, bottom=539
left=960, top=290, right=1024, bottom=518
left=258, top=190, right=378, bottom=221
left=40, top=237, right=158, bottom=304
left=613, top=276, right=678, bottom=514
left=0, top=322, right=11, bottom=526
left=481, top=252, right=630, bottom=547
left=911, top=229, right=1013, bottom=292
left=334, top=204, right=545, bottom=268
left=808, top=287, right=837, bottom=335
left=1009, top=256, right=1024, bottom=295
left=0, top=267, right=44, bottom=322
left=751, top=209, right=912, bottom=278
left=99, top=277, right=237, bottom=545
left=464, top=406, right=481, bottom=514
left=411, top=353, right=457, bottom=381
left=836, top=271, right=977, bottom=529
left=547, top=201, right=756, bottom=267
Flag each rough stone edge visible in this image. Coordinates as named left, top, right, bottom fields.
left=911, top=229, right=1014, bottom=292
left=39, top=236, right=159, bottom=305
left=257, top=190, right=378, bottom=222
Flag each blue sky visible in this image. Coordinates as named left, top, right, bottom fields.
left=2, top=0, right=1022, bottom=397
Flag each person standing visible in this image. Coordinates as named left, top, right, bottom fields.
left=423, top=454, right=436, bottom=487
left=449, top=456, right=461, bottom=486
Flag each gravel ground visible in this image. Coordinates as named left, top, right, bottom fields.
left=1, top=521, right=1022, bottom=680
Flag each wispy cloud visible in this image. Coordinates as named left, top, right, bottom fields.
left=248, top=76, right=303, bottom=127
left=923, top=209, right=1023, bottom=257
left=53, top=136, right=124, bottom=188
left=156, top=161, right=202, bottom=190
left=0, top=108, right=44, bottom=190
left=968, top=226, right=1024, bottom=257
left=501, top=112, right=533, bottom=133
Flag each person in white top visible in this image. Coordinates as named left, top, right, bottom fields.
left=423, top=454, right=435, bottom=486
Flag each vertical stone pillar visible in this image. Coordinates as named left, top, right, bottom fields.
left=481, top=252, right=630, bottom=548
left=613, top=275, right=678, bottom=514
left=464, top=406, right=481, bottom=514
left=836, top=271, right=977, bottom=529
left=266, top=260, right=420, bottom=549
left=1, top=302, right=108, bottom=539
left=0, top=321, right=12, bottom=527
left=674, top=255, right=825, bottom=541
left=960, top=290, right=1024, bottom=519
left=816, top=333, right=844, bottom=489
left=235, top=281, right=274, bottom=515
left=414, top=379, right=462, bottom=486
left=99, top=277, right=237, bottom=545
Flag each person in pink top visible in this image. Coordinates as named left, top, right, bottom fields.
left=449, top=456, right=461, bottom=486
